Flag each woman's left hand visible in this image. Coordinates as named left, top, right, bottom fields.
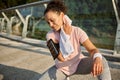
left=92, top=57, right=103, bottom=77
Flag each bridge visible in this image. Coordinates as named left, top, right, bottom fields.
left=0, top=34, right=120, bottom=80
left=0, top=0, right=120, bottom=80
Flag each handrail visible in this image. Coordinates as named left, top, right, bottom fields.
left=112, top=0, right=120, bottom=24
left=112, top=0, right=120, bottom=54
left=0, top=0, right=50, bottom=12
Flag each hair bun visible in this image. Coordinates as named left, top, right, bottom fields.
left=44, top=0, right=67, bottom=15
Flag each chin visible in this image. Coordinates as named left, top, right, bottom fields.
left=52, top=27, right=61, bottom=32
left=51, top=28, right=56, bottom=30
left=56, top=28, right=61, bottom=32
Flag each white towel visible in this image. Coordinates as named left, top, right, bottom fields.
left=60, top=15, right=74, bottom=58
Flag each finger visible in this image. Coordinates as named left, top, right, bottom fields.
left=93, top=64, right=97, bottom=77
left=97, top=64, right=103, bottom=76
left=98, top=65, right=103, bottom=75
left=98, top=66, right=102, bottom=75
left=94, top=58, right=103, bottom=76
left=94, top=63, right=100, bottom=76
left=94, top=64, right=101, bottom=76
left=95, top=64, right=100, bottom=76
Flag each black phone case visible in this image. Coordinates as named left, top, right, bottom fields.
left=47, top=39, right=59, bottom=60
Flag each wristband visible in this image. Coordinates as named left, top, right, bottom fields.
left=93, top=53, right=102, bottom=60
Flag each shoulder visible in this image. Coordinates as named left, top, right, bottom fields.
left=46, top=30, right=54, bottom=35
left=46, top=30, right=53, bottom=38
left=46, top=30, right=59, bottom=37
left=72, top=26, right=86, bottom=34
left=72, top=26, right=88, bottom=44
left=46, top=30, right=60, bottom=43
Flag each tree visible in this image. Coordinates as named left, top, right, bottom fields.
left=0, top=0, right=39, bottom=10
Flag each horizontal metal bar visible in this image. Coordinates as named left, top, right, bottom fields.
left=0, top=0, right=50, bottom=12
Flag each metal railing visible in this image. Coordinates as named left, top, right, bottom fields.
left=0, top=0, right=50, bottom=38
left=0, top=0, right=120, bottom=54
left=112, top=0, right=120, bottom=54
left=0, top=0, right=49, bottom=12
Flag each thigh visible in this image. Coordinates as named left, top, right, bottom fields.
left=74, top=57, right=111, bottom=80
left=39, top=65, right=66, bottom=80
left=75, top=57, right=93, bottom=74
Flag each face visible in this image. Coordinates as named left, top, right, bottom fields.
left=45, top=11, right=64, bottom=31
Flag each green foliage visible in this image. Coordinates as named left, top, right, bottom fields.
left=0, top=0, right=117, bottom=50
left=64, top=0, right=117, bottom=49
left=27, top=28, right=47, bottom=40
left=0, top=0, right=39, bottom=10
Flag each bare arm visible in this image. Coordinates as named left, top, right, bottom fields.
left=57, top=51, right=65, bottom=62
left=47, top=39, right=65, bottom=62
left=82, top=38, right=103, bottom=77
left=82, top=38, right=99, bottom=57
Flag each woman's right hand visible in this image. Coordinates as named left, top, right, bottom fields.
left=57, top=51, right=65, bottom=62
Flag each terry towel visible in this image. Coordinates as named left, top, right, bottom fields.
left=60, top=15, right=74, bottom=58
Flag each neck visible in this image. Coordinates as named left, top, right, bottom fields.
left=63, top=25, right=72, bottom=35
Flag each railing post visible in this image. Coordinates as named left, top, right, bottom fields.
left=15, top=9, right=32, bottom=38
left=31, top=17, right=35, bottom=36
left=112, top=0, right=120, bottom=54
left=1, top=18, right=6, bottom=32
left=0, top=18, right=5, bottom=32
left=0, top=18, right=1, bottom=31
left=1, top=12, right=13, bottom=36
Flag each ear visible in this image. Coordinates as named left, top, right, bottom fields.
left=60, top=12, right=65, bottom=19
left=63, top=15, right=72, bottom=25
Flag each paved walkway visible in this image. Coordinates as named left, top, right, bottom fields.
left=0, top=37, right=120, bottom=80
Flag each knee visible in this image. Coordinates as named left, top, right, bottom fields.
left=102, top=57, right=109, bottom=68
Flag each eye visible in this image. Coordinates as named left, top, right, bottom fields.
left=50, top=19, right=56, bottom=24
left=46, top=21, right=50, bottom=25
left=46, top=18, right=56, bottom=25
left=50, top=19, right=54, bottom=22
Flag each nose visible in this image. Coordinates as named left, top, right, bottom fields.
left=49, top=22, right=54, bottom=28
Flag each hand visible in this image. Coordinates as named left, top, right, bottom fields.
left=57, top=51, right=65, bottom=62
left=92, top=57, right=103, bottom=77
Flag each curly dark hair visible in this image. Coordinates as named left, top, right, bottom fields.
left=44, top=0, right=67, bottom=15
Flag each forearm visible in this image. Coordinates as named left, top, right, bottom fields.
left=83, top=39, right=101, bottom=57
left=88, top=49, right=103, bottom=62
left=57, top=51, right=65, bottom=62
left=89, top=48, right=99, bottom=57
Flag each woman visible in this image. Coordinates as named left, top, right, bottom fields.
left=39, top=0, right=111, bottom=80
